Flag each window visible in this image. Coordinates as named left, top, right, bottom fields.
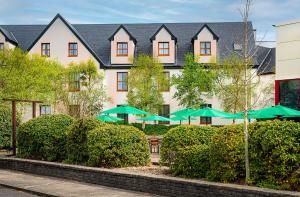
left=117, top=105, right=128, bottom=123
left=41, top=43, right=50, bottom=57
left=69, top=72, right=80, bottom=92
left=160, top=72, right=170, bottom=92
left=200, top=104, right=212, bottom=125
left=158, top=42, right=169, bottom=56
left=117, top=42, right=128, bottom=56
left=0, top=43, right=4, bottom=50
left=278, top=79, right=300, bottom=110
left=68, top=43, right=78, bottom=57
left=40, top=105, right=51, bottom=115
left=69, top=105, right=80, bottom=118
left=117, top=72, right=128, bottom=91
left=233, top=43, right=242, bottom=51
left=200, top=42, right=211, bottom=56
left=159, top=105, right=170, bottom=124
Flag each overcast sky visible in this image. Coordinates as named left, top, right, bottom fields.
left=1, top=0, right=299, bottom=47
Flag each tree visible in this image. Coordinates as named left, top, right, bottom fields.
left=172, top=53, right=215, bottom=109
left=54, top=59, right=108, bottom=117
left=0, top=48, right=63, bottom=102
left=127, top=54, right=167, bottom=114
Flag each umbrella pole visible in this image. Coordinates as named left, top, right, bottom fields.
left=180, top=120, right=182, bottom=125
left=188, top=116, right=191, bottom=125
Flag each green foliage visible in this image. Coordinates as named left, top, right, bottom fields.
left=171, top=144, right=210, bottom=178
left=17, top=115, right=74, bottom=161
left=130, top=123, right=178, bottom=136
left=172, top=53, right=215, bottom=108
left=127, top=54, right=167, bottom=114
left=66, top=117, right=106, bottom=164
left=87, top=124, right=150, bottom=168
left=250, top=120, right=300, bottom=191
left=208, top=124, right=246, bottom=182
left=0, top=48, right=63, bottom=102
left=160, top=125, right=217, bottom=164
left=0, top=104, right=13, bottom=148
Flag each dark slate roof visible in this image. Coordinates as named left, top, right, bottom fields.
left=256, top=46, right=276, bottom=75
left=1, top=15, right=269, bottom=69
left=0, top=26, right=18, bottom=45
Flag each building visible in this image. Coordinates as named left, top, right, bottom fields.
left=275, top=20, right=300, bottom=110
left=0, top=14, right=275, bottom=125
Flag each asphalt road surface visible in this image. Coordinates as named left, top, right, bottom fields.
left=0, top=186, right=37, bottom=197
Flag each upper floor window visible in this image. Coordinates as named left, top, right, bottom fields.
left=0, top=43, right=4, bottom=50
left=160, top=71, right=170, bottom=92
left=40, top=105, right=51, bottom=116
left=117, top=72, right=128, bottom=91
left=68, top=43, right=78, bottom=57
left=200, top=42, right=211, bottom=56
left=69, top=72, right=80, bottom=92
left=158, top=42, right=169, bottom=56
left=41, top=43, right=50, bottom=57
left=117, top=42, right=128, bottom=56
left=233, top=43, right=242, bottom=51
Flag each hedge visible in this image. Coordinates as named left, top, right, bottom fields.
left=17, top=114, right=74, bottom=161
left=66, top=117, right=106, bottom=164
left=87, top=124, right=150, bottom=168
left=0, top=104, right=13, bottom=149
left=160, top=125, right=217, bottom=165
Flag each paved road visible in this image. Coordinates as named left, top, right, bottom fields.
left=0, top=185, right=37, bottom=197
left=0, top=170, right=159, bottom=197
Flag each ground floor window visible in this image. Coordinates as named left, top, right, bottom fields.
left=200, top=104, right=212, bottom=125
left=117, top=105, right=128, bottom=123
left=40, top=105, right=51, bottom=115
left=158, top=105, right=170, bottom=124
left=275, top=79, right=300, bottom=110
left=69, top=105, right=80, bottom=118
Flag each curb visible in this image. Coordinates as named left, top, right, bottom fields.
left=0, top=183, right=58, bottom=197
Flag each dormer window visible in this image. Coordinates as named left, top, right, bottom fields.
left=233, top=43, right=242, bottom=51
left=200, top=42, right=211, bottom=56
left=117, top=42, right=128, bottom=56
left=158, top=42, right=169, bottom=56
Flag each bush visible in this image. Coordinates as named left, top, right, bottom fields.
left=160, top=125, right=217, bottom=165
left=250, top=120, right=300, bottom=191
left=66, top=117, right=106, bottom=164
left=0, top=105, right=12, bottom=149
left=171, top=144, right=210, bottom=178
left=87, top=124, right=150, bottom=168
left=208, top=124, right=245, bottom=182
left=17, top=114, right=74, bottom=161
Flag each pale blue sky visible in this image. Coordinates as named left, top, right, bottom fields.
left=1, top=0, right=300, bottom=46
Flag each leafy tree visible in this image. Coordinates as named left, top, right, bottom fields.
left=54, top=59, right=109, bottom=117
left=171, top=53, right=215, bottom=108
left=127, top=54, right=167, bottom=114
left=0, top=48, right=63, bottom=102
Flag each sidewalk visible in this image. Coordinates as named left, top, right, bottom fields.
left=0, top=169, right=159, bottom=197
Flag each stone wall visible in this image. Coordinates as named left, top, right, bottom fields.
left=0, top=157, right=298, bottom=197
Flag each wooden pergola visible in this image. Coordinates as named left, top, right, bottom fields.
left=2, top=99, right=43, bottom=155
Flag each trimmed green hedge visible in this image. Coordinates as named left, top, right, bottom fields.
left=160, top=125, right=217, bottom=165
left=87, top=124, right=150, bottom=168
left=0, top=104, right=13, bottom=149
left=17, top=114, right=74, bottom=161
left=66, top=117, right=106, bottom=164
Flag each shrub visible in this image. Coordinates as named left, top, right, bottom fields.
left=171, top=144, right=210, bottom=178
left=160, top=125, right=217, bottom=164
left=208, top=124, right=245, bottom=182
left=87, top=124, right=150, bottom=168
left=0, top=104, right=13, bottom=149
left=66, top=117, right=106, bottom=164
left=17, top=114, right=74, bottom=161
left=250, top=120, right=300, bottom=191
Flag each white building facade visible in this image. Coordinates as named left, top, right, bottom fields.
left=0, top=14, right=275, bottom=125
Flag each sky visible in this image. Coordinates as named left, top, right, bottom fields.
left=1, top=0, right=300, bottom=47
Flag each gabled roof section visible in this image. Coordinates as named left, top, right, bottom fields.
left=191, top=24, right=219, bottom=42
left=256, top=46, right=275, bottom=75
left=26, top=13, right=105, bottom=68
left=0, top=26, right=18, bottom=45
left=108, top=25, right=137, bottom=44
left=150, top=24, right=177, bottom=43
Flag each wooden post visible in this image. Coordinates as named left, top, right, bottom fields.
left=12, top=100, right=17, bottom=156
left=32, top=101, right=37, bottom=118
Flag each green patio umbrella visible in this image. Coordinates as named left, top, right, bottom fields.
left=224, top=110, right=276, bottom=120
left=101, top=105, right=149, bottom=115
left=170, top=108, right=197, bottom=125
left=255, top=105, right=300, bottom=117
left=137, top=115, right=173, bottom=124
left=96, top=115, right=123, bottom=122
left=190, top=107, right=233, bottom=118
